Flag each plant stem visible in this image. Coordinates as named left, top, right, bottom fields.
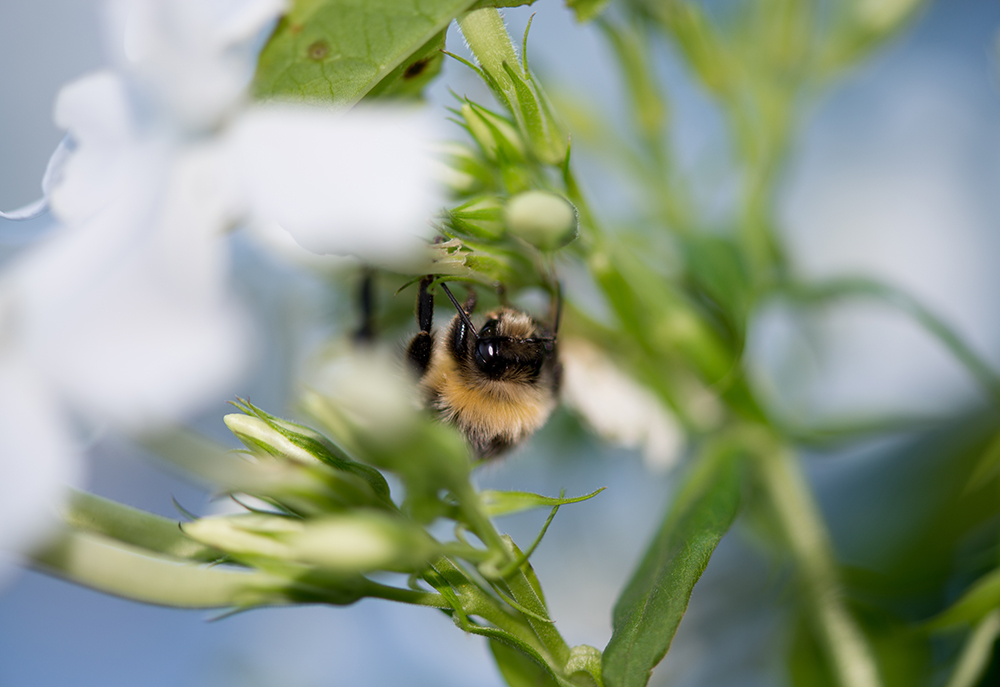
left=458, top=7, right=521, bottom=96
left=943, top=610, right=1000, bottom=687
left=454, top=481, right=509, bottom=556
left=363, top=580, right=450, bottom=608
left=501, top=556, right=571, bottom=666
left=430, top=557, right=549, bottom=658
left=753, top=438, right=883, bottom=687
left=784, top=277, right=1000, bottom=407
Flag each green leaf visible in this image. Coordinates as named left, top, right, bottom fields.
left=254, top=0, right=480, bottom=105
left=470, top=624, right=572, bottom=687
left=566, top=644, right=605, bottom=687
left=363, top=30, right=447, bottom=100
left=680, top=232, right=752, bottom=338
left=471, top=0, right=541, bottom=7
left=927, top=568, right=1000, bottom=630
left=490, top=638, right=561, bottom=687
left=602, top=444, right=743, bottom=687
left=566, top=0, right=611, bottom=22
left=964, top=431, right=1000, bottom=493
left=480, top=488, right=605, bottom=517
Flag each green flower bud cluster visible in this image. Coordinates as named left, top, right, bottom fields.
left=457, top=10, right=567, bottom=167
left=183, top=510, right=438, bottom=574
left=426, top=9, right=583, bottom=292
left=35, top=352, right=605, bottom=680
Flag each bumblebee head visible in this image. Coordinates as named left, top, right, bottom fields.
left=472, top=313, right=555, bottom=381
left=440, top=284, right=556, bottom=385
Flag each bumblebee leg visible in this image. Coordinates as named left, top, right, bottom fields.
left=474, top=435, right=514, bottom=461
left=354, top=267, right=376, bottom=343
left=462, top=287, right=477, bottom=315
left=406, top=275, right=435, bottom=375
left=494, top=281, right=510, bottom=308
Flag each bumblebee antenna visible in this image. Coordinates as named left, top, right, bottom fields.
left=439, top=282, right=478, bottom=338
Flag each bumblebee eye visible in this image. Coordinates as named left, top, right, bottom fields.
left=475, top=338, right=506, bottom=376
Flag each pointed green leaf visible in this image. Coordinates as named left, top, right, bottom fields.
left=471, top=625, right=571, bottom=687
left=364, top=30, right=447, bottom=100
left=603, top=445, right=743, bottom=687
left=480, top=488, right=605, bottom=517
left=254, top=0, right=480, bottom=105
left=490, top=638, right=561, bottom=687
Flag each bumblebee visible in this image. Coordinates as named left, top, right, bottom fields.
left=406, top=276, right=561, bottom=459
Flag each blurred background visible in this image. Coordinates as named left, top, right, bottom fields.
left=2, top=1, right=1000, bottom=685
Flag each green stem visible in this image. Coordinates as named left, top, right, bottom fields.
left=784, top=277, right=1000, bottom=406
left=752, top=438, right=883, bottom=687
left=33, top=529, right=290, bottom=609
left=943, top=610, right=1000, bottom=687
left=363, top=580, right=450, bottom=609
left=458, top=8, right=521, bottom=97
left=454, top=481, right=509, bottom=557
left=431, top=557, right=548, bottom=657
left=499, top=545, right=571, bottom=666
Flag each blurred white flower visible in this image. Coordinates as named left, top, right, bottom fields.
left=560, top=339, right=684, bottom=471
left=0, top=0, right=442, bottom=571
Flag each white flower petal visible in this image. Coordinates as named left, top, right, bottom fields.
left=10, top=144, right=251, bottom=431
left=0, top=359, right=81, bottom=563
left=110, top=0, right=284, bottom=129
left=49, top=71, right=137, bottom=224
left=0, top=135, right=73, bottom=221
left=229, top=105, right=443, bottom=268
left=0, top=199, right=48, bottom=222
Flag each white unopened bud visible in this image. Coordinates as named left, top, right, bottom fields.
left=288, top=513, right=436, bottom=572
left=224, top=414, right=322, bottom=466
left=504, top=190, right=578, bottom=250
left=183, top=514, right=302, bottom=558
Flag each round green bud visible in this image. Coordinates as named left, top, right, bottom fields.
left=504, top=190, right=578, bottom=250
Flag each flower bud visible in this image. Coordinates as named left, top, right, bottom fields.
left=504, top=190, right=578, bottom=250
left=183, top=511, right=437, bottom=574
left=287, top=512, right=438, bottom=573
left=183, top=514, right=301, bottom=559
left=447, top=196, right=505, bottom=241
left=461, top=103, right=525, bottom=161
left=433, top=142, right=491, bottom=195
left=225, top=413, right=321, bottom=466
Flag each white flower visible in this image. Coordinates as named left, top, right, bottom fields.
left=0, top=0, right=442, bottom=571
left=560, top=339, right=684, bottom=471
